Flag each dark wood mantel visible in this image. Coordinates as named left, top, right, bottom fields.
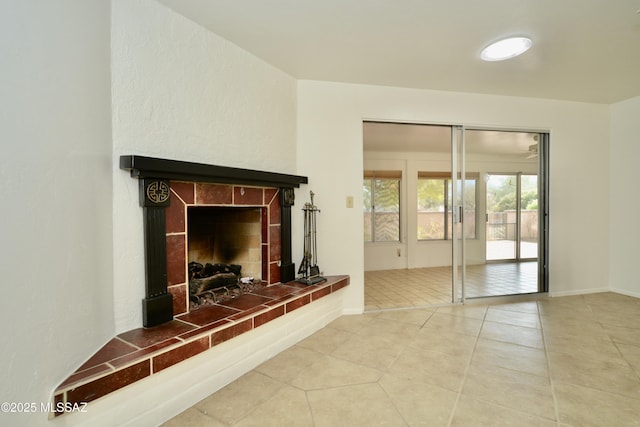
left=120, top=155, right=308, bottom=188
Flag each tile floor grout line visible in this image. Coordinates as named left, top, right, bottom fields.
left=303, top=388, right=317, bottom=427
left=537, top=299, right=562, bottom=426
left=606, top=323, right=640, bottom=383
left=445, top=304, right=488, bottom=427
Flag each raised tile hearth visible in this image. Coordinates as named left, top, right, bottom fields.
left=52, top=275, right=349, bottom=417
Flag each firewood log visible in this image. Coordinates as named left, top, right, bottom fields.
left=190, top=272, right=238, bottom=295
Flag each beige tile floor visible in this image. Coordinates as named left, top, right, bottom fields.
left=365, top=262, right=539, bottom=310
left=163, top=292, right=640, bottom=426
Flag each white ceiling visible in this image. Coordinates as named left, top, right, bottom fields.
left=158, top=0, right=640, bottom=104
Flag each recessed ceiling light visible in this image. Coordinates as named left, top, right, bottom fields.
left=480, top=36, right=532, bottom=61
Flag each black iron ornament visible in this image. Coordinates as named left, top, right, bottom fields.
left=297, top=191, right=326, bottom=285
left=281, top=188, right=295, bottom=207
left=140, top=179, right=171, bottom=207
left=146, top=181, right=170, bottom=204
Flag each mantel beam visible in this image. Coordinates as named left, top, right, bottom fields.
left=120, top=155, right=308, bottom=188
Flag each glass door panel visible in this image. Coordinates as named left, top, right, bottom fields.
left=520, top=174, right=538, bottom=259
left=464, top=129, right=545, bottom=298
left=486, top=174, right=517, bottom=261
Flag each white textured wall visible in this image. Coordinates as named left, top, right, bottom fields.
left=610, top=96, right=640, bottom=297
left=111, top=0, right=298, bottom=333
left=297, top=81, right=611, bottom=312
left=0, top=1, right=113, bottom=426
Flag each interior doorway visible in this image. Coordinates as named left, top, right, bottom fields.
left=363, top=122, right=549, bottom=310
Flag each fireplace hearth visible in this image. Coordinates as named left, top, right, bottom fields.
left=120, top=155, right=308, bottom=327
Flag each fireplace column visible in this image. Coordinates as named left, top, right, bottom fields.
left=279, top=188, right=295, bottom=282
left=140, top=178, right=173, bottom=327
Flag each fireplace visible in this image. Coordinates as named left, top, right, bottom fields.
left=50, top=157, right=347, bottom=417
left=120, top=155, right=308, bottom=327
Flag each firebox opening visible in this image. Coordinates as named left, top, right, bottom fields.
left=187, top=206, right=263, bottom=284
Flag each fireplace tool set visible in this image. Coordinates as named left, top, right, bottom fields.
left=297, top=191, right=326, bottom=285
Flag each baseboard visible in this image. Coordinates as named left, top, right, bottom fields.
left=342, top=307, right=365, bottom=315
left=548, top=287, right=610, bottom=297
left=610, top=287, right=640, bottom=299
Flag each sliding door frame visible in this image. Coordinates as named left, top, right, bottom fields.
left=451, top=126, right=465, bottom=303
left=538, top=133, right=550, bottom=293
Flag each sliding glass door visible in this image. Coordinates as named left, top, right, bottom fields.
left=363, top=122, right=549, bottom=309
left=486, top=173, right=538, bottom=262
left=464, top=130, right=548, bottom=298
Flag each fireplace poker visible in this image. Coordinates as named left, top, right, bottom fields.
left=297, top=191, right=325, bottom=285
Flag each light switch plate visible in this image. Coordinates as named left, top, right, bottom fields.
left=346, top=196, right=354, bottom=208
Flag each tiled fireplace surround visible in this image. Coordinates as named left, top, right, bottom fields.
left=166, top=180, right=283, bottom=314
left=51, top=156, right=349, bottom=416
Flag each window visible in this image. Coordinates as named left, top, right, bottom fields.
left=364, top=171, right=401, bottom=242
left=417, top=172, right=477, bottom=240
left=417, top=178, right=446, bottom=240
